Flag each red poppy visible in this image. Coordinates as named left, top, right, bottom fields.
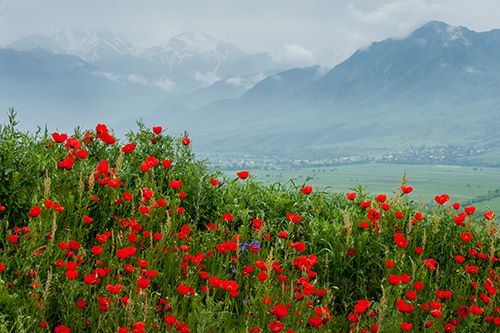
left=278, top=231, right=289, bottom=238
left=346, top=192, right=357, bottom=200
left=237, top=171, right=249, bottom=179
left=301, top=186, right=313, bottom=195
left=444, top=323, right=455, bottom=332
left=52, top=132, right=68, bottom=143
left=83, top=215, right=93, bottom=224
left=268, top=321, right=283, bottom=333
left=65, top=270, right=78, bottom=280
left=169, top=180, right=182, bottom=189
left=484, top=211, right=496, bottom=220
left=28, top=206, right=42, bottom=217
left=270, top=305, right=288, bottom=319
left=434, top=194, right=450, bottom=205
left=354, top=299, right=371, bottom=314
left=400, top=322, right=413, bottom=331
left=152, top=126, right=162, bottom=134
left=457, top=305, right=470, bottom=318
left=460, top=232, right=473, bottom=242
left=136, top=277, right=151, bottom=289
left=122, top=143, right=136, bottom=154
left=181, top=137, right=191, bottom=146
left=106, top=284, right=123, bottom=294
left=8, top=234, right=18, bottom=244
left=55, top=325, right=71, bottom=333
left=464, top=206, right=476, bottom=215
left=401, top=185, right=413, bottom=194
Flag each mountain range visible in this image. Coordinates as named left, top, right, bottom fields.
left=148, top=21, right=500, bottom=158
left=2, top=21, right=500, bottom=159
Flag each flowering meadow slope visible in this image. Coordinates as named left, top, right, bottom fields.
left=0, top=112, right=498, bottom=332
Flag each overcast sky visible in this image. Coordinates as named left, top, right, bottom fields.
left=1, top=0, right=500, bottom=66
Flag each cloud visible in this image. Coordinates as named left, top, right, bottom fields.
left=277, top=43, right=316, bottom=67
left=92, top=71, right=120, bottom=82
left=348, top=0, right=445, bottom=38
left=127, top=74, right=175, bottom=91
left=465, top=66, right=482, bottom=75
left=225, top=72, right=266, bottom=88
left=2, top=0, right=500, bottom=68
left=194, top=71, right=220, bottom=86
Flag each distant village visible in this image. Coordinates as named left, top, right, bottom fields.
left=207, top=145, right=493, bottom=170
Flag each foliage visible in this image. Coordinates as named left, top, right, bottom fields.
left=0, top=110, right=498, bottom=332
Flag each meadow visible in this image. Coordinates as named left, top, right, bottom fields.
left=0, top=113, right=498, bottom=332
left=240, top=164, right=500, bottom=212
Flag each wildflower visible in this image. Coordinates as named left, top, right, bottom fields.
left=301, top=185, right=313, bottom=195
left=237, top=170, right=249, bottom=179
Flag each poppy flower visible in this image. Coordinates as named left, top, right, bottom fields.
left=122, top=143, right=136, bottom=154
left=28, top=206, right=42, bottom=217
left=152, top=126, right=162, bottom=134
left=354, top=299, right=371, bottom=314
left=484, top=211, right=496, bottom=220
left=162, top=159, right=172, bottom=168
left=169, top=180, right=182, bottom=189
left=270, top=305, right=288, bottom=319
left=181, top=137, right=191, bottom=146
left=210, top=178, right=220, bottom=186
left=65, top=270, right=78, bottom=280
left=360, top=221, right=370, bottom=229
left=136, top=277, right=151, bottom=289
left=55, top=325, right=71, bottom=333
left=278, top=231, right=289, bottom=238
left=83, top=215, right=93, bottom=224
left=76, top=149, right=88, bottom=159
left=374, top=194, right=386, bottom=202
left=301, top=186, right=313, bottom=195
left=400, top=322, right=413, bottom=331
left=401, top=185, right=413, bottom=194
left=434, top=194, right=450, bottom=205
left=444, top=323, right=455, bottom=332
left=106, top=284, right=123, bottom=294
left=268, top=321, right=283, bottom=333
left=237, top=171, right=249, bottom=179
left=457, top=305, right=470, bottom=318
left=460, top=232, right=473, bottom=242
left=8, top=234, right=18, bottom=244
left=52, top=132, right=68, bottom=143
left=346, top=192, right=357, bottom=200
left=464, top=206, right=476, bottom=215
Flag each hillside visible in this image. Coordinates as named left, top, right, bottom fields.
left=144, top=21, right=500, bottom=158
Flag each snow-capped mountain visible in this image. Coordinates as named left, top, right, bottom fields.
left=8, top=31, right=135, bottom=61
left=142, top=31, right=245, bottom=69
left=7, top=30, right=281, bottom=93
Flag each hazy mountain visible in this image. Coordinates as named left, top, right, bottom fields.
left=8, top=31, right=135, bottom=61
left=137, top=65, right=327, bottom=139
left=142, top=21, right=500, bottom=157
left=7, top=30, right=282, bottom=95
left=0, top=48, right=167, bottom=130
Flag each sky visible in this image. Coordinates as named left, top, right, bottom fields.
left=1, top=0, right=500, bottom=67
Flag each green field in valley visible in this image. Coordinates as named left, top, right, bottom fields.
left=225, top=163, right=500, bottom=212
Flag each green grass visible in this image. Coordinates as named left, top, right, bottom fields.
left=227, top=163, right=500, bottom=211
